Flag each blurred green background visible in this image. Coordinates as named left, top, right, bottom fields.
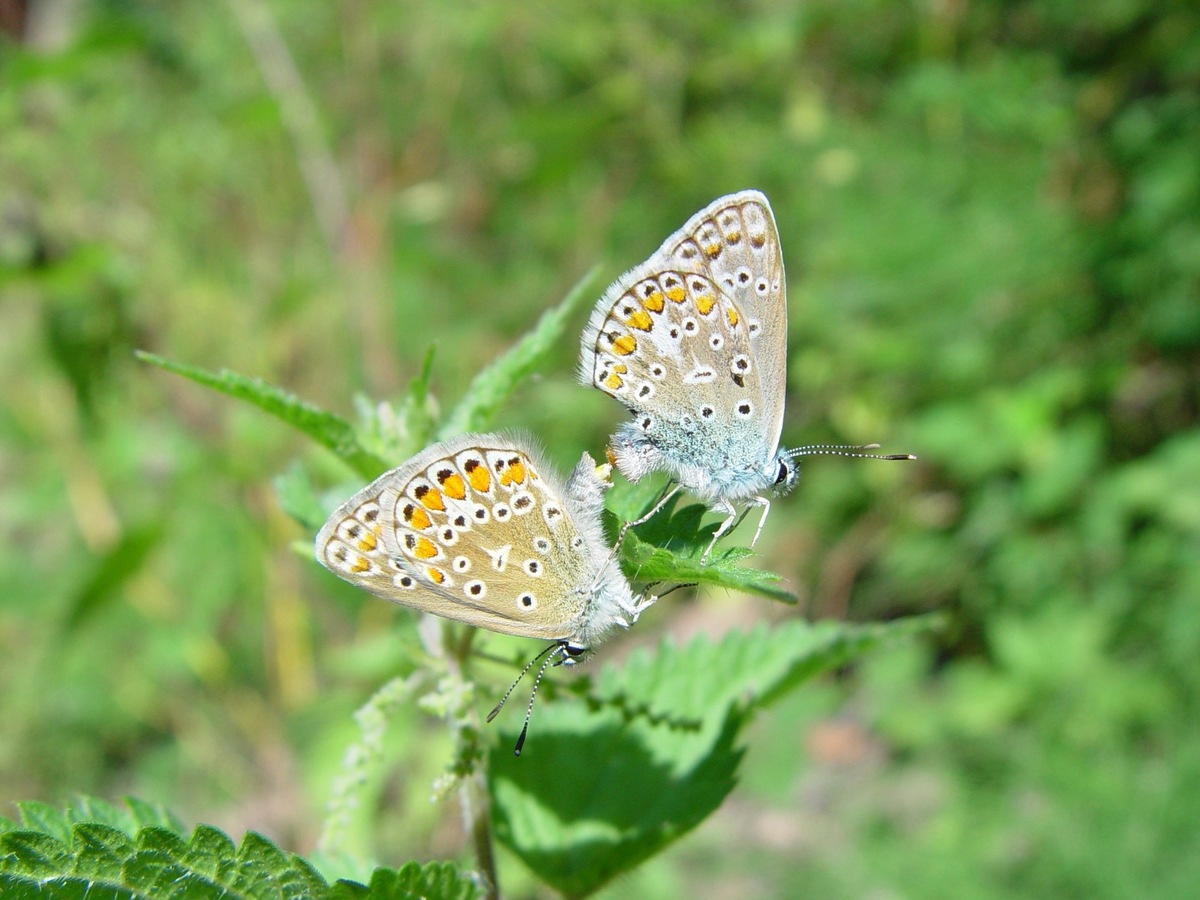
left=2, top=0, right=1198, bottom=896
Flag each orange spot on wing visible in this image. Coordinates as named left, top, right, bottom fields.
left=500, top=458, right=527, bottom=486
left=412, top=537, right=439, bottom=559
left=612, top=334, right=637, bottom=355
left=464, top=459, right=490, bottom=493
left=666, top=286, right=687, bottom=303
left=642, top=291, right=665, bottom=313
left=695, top=294, right=716, bottom=315
left=625, top=310, right=653, bottom=331
left=350, top=555, right=371, bottom=574
left=427, top=567, right=445, bottom=584
left=727, top=308, right=740, bottom=327
left=704, top=242, right=722, bottom=259
left=440, top=472, right=467, bottom=500
left=404, top=504, right=432, bottom=530
left=613, top=363, right=628, bottom=374
left=604, top=373, right=624, bottom=391
left=415, top=485, right=445, bottom=511
left=357, top=530, right=378, bottom=552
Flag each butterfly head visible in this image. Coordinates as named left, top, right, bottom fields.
left=772, top=452, right=800, bottom=496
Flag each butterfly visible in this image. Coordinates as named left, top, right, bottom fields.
left=315, top=433, right=653, bottom=751
left=581, top=191, right=912, bottom=558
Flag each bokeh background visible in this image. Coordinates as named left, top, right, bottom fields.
left=3, top=1, right=1198, bottom=897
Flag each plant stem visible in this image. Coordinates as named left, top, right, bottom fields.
left=444, top=625, right=500, bottom=899
left=460, top=766, right=499, bottom=900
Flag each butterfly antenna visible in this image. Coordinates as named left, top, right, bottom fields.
left=787, top=443, right=916, bottom=462
left=487, top=641, right=560, bottom=725
left=511, top=645, right=564, bottom=756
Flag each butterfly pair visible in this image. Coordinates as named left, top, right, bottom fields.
left=315, top=192, right=910, bottom=742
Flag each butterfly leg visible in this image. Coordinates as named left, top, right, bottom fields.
left=702, top=500, right=740, bottom=561
left=746, top=495, right=772, bottom=550
left=615, top=483, right=683, bottom=550
left=628, top=591, right=658, bottom=624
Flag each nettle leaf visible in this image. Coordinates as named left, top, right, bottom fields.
left=621, top=531, right=796, bottom=603
left=13, top=802, right=72, bottom=844
left=0, top=797, right=482, bottom=900
left=136, top=351, right=389, bottom=480
left=491, top=615, right=942, bottom=897
left=0, top=831, right=72, bottom=879
left=607, top=481, right=797, bottom=603
left=437, top=266, right=598, bottom=438
left=71, top=823, right=133, bottom=880
left=330, top=861, right=485, bottom=899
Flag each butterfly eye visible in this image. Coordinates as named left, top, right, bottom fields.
left=775, top=459, right=790, bottom=485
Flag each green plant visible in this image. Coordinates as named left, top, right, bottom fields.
left=67, top=275, right=931, bottom=897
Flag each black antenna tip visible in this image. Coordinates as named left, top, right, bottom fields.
left=888, top=454, right=918, bottom=460
left=513, top=723, right=529, bottom=757
left=486, top=704, right=503, bottom=724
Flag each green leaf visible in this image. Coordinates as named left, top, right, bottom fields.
left=491, top=615, right=943, bottom=896
left=593, top=615, right=946, bottom=718
left=492, top=702, right=744, bottom=898
left=136, top=351, right=389, bottom=480
left=70, top=823, right=132, bottom=880
left=15, top=802, right=71, bottom=844
left=0, top=799, right=393, bottom=899
left=621, top=530, right=796, bottom=603
left=0, top=832, right=72, bottom=879
left=437, top=266, right=598, bottom=438
left=0, top=873, right=139, bottom=899
left=349, top=861, right=485, bottom=900
left=605, top=477, right=798, bottom=602
left=181, top=825, right=236, bottom=874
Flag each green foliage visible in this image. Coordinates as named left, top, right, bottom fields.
left=0, top=798, right=481, bottom=900
left=3, top=0, right=1199, bottom=898
left=612, top=486, right=797, bottom=603
left=136, top=352, right=390, bottom=480
left=492, top=617, right=940, bottom=896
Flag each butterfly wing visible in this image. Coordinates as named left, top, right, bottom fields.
left=667, top=192, right=787, bottom=456
left=315, top=434, right=600, bottom=642
left=580, top=192, right=785, bottom=496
